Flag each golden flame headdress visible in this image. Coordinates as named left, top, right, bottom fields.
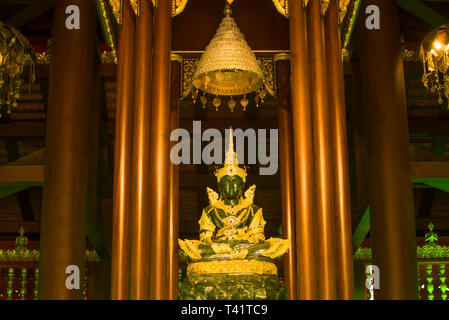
left=215, top=128, right=247, bottom=183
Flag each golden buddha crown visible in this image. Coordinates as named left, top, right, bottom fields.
left=215, top=128, right=247, bottom=183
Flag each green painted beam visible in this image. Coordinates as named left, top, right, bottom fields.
left=413, top=177, right=449, bottom=193
left=397, top=0, right=449, bottom=27
left=85, top=200, right=111, bottom=261
left=425, top=182, right=449, bottom=193
left=0, top=185, right=31, bottom=199
left=352, top=206, right=370, bottom=253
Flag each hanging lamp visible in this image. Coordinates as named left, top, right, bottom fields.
left=188, top=0, right=268, bottom=112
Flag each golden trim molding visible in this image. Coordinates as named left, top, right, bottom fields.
left=172, top=0, right=189, bottom=17
left=338, top=0, right=351, bottom=23
left=320, top=0, right=330, bottom=15
left=170, top=53, right=183, bottom=63
left=273, top=0, right=351, bottom=22
left=109, top=0, right=187, bottom=22
left=187, top=260, right=278, bottom=276
left=272, top=0, right=289, bottom=18
left=273, top=52, right=290, bottom=62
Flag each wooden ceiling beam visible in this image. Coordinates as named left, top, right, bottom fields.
left=0, top=165, right=44, bottom=185
left=412, top=161, right=449, bottom=179
left=5, top=1, right=53, bottom=28
left=408, top=118, right=449, bottom=134
left=397, top=0, right=449, bottom=27
left=0, top=221, right=40, bottom=234
left=2, top=117, right=447, bottom=140
left=0, top=0, right=49, bottom=5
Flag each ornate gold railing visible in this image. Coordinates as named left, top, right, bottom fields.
left=0, top=228, right=100, bottom=300
left=353, top=224, right=449, bottom=300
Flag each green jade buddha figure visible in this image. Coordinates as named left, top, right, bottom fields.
left=178, top=129, right=290, bottom=299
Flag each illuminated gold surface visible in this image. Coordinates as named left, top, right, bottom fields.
left=192, top=5, right=264, bottom=96
left=187, top=260, right=278, bottom=276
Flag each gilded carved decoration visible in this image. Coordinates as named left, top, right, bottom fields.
left=273, top=0, right=351, bottom=18
left=172, top=0, right=189, bottom=17
left=341, top=0, right=361, bottom=60
left=0, top=227, right=101, bottom=262
left=108, top=0, right=187, bottom=23
left=272, top=0, right=288, bottom=18
left=354, top=244, right=449, bottom=260
left=180, top=55, right=275, bottom=98
left=130, top=0, right=140, bottom=16
left=320, top=0, right=330, bottom=15
left=354, top=224, right=449, bottom=260
left=338, top=0, right=351, bottom=23
left=97, top=0, right=118, bottom=63
left=187, top=260, right=278, bottom=276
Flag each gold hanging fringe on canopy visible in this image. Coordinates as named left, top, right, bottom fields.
left=108, top=0, right=188, bottom=24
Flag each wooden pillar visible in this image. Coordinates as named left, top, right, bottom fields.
left=324, top=0, right=354, bottom=299
left=288, top=0, right=318, bottom=300
left=307, top=0, right=337, bottom=299
left=111, top=1, right=135, bottom=300
left=149, top=0, right=172, bottom=300
left=38, top=0, right=96, bottom=299
left=168, top=55, right=182, bottom=300
left=274, top=54, right=297, bottom=300
left=358, top=0, right=418, bottom=299
left=129, top=0, right=153, bottom=300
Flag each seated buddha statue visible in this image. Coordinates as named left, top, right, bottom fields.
left=178, top=130, right=290, bottom=300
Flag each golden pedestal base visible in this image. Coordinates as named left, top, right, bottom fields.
left=187, top=259, right=278, bottom=276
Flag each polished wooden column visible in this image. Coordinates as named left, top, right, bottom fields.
left=288, top=0, right=318, bottom=300
left=111, top=1, right=135, bottom=300
left=38, top=0, right=96, bottom=299
left=129, top=0, right=153, bottom=300
left=168, top=55, right=182, bottom=300
left=324, top=0, right=354, bottom=299
left=307, top=0, right=336, bottom=299
left=358, top=0, right=418, bottom=300
left=274, top=54, right=297, bottom=300
left=149, top=0, right=172, bottom=300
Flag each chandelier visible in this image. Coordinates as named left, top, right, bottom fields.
left=188, top=0, right=268, bottom=112
left=420, top=24, right=449, bottom=107
left=0, top=21, right=36, bottom=118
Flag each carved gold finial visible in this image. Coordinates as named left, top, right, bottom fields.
left=214, top=128, right=247, bottom=183
left=224, top=2, right=232, bottom=17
